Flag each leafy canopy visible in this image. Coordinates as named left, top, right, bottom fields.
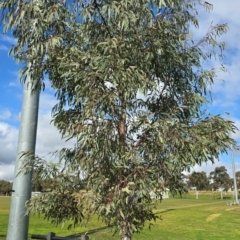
left=0, top=0, right=236, bottom=238
left=209, top=166, right=231, bottom=192
left=188, top=171, right=209, bottom=191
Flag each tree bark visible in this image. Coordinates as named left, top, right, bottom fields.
left=118, top=91, right=127, bottom=144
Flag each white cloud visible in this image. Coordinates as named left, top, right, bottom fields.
left=0, top=163, right=15, bottom=181
left=211, top=56, right=240, bottom=106
left=208, top=1, right=240, bottom=50
left=192, top=1, right=240, bottom=46
left=0, top=122, right=18, bottom=166
left=181, top=0, right=240, bottom=177
left=0, top=92, right=76, bottom=180
left=0, top=108, right=20, bottom=122
left=39, top=92, right=57, bottom=112
left=8, top=81, right=21, bottom=88
left=0, top=109, right=12, bottom=120
left=231, top=118, right=240, bottom=142
left=189, top=160, right=225, bottom=175
left=36, top=92, right=76, bottom=155
left=0, top=44, right=8, bottom=51
left=36, top=111, right=76, bottom=159
left=187, top=156, right=228, bottom=176
left=189, top=1, right=240, bottom=114
left=188, top=155, right=240, bottom=178
left=0, top=34, right=17, bottom=45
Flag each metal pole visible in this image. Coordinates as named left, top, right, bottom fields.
left=7, top=74, right=40, bottom=240
left=231, top=150, right=239, bottom=203
left=47, top=232, right=56, bottom=240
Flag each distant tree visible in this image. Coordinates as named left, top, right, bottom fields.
left=187, top=171, right=209, bottom=199
left=32, top=176, right=43, bottom=192
left=41, top=178, right=58, bottom=191
left=229, top=177, right=234, bottom=190
left=188, top=171, right=209, bottom=190
left=1, top=0, right=237, bottom=239
left=166, top=173, right=188, bottom=198
left=209, top=166, right=231, bottom=199
left=32, top=172, right=86, bottom=192
left=0, top=180, right=13, bottom=196
left=235, top=171, right=240, bottom=188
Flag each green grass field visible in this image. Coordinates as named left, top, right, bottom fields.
left=1, top=192, right=240, bottom=240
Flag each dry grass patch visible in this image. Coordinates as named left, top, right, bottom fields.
left=225, top=208, right=235, bottom=211
left=206, top=213, right=221, bottom=222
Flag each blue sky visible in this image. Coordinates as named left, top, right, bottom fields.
left=0, top=0, right=240, bottom=180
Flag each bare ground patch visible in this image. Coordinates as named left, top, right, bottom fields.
left=206, top=213, right=221, bottom=222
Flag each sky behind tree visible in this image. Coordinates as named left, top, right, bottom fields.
left=0, top=0, right=240, bottom=180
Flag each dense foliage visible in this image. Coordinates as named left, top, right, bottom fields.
left=209, top=166, right=231, bottom=192
left=187, top=167, right=234, bottom=194
left=187, top=171, right=209, bottom=191
left=236, top=171, right=240, bottom=188
left=0, top=0, right=236, bottom=239
left=0, top=180, right=13, bottom=196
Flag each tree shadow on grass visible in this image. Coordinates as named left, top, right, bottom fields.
left=67, top=210, right=176, bottom=237
left=155, top=208, right=175, bottom=215
left=66, top=225, right=113, bottom=238
left=0, top=235, right=6, bottom=238
left=67, top=210, right=176, bottom=238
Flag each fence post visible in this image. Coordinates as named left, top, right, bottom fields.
left=81, top=235, right=89, bottom=240
left=47, top=232, right=56, bottom=240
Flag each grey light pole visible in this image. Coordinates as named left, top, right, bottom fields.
left=225, top=112, right=239, bottom=204
left=7, top=73, right=40, bottom=240
left=231, top=147, right=239, bottom=203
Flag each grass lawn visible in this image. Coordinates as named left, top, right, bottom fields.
left=1, top=192, right=240, bottom=240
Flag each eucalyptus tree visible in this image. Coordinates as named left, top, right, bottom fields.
left=0, top=180, right=13, bottom=196
left=188, top=171, right=209, bottom=198
left=209, top=166, right=231, bottom=199
left=0, top=0, right=236, bottom=239
left=236, top=171, right=240, bottom=188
